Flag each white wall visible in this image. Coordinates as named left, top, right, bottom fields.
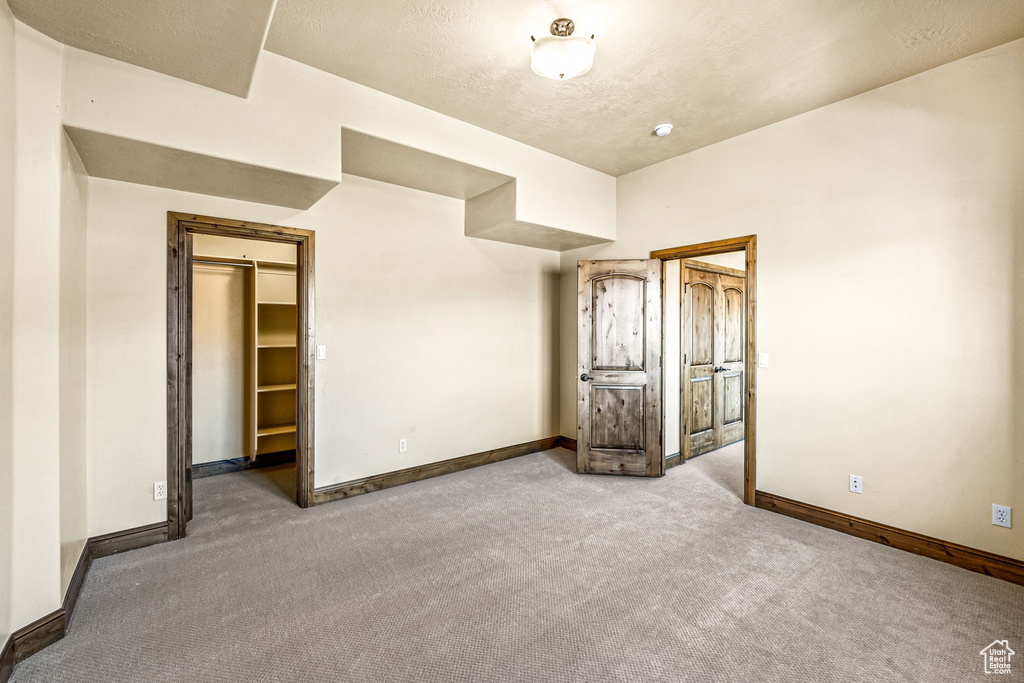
left=561, top=39, right=1024, bottom=560
left=10, top=21, right=64, bottom=629
left=0, top=0, right=17, bottom=645
left=58, top=129, right=89, bottom=594
left=85, top=176, right=561, bottom=535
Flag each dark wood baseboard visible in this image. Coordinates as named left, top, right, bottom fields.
left=6, top=537, right=95, bottom=673
left=62, top=543, right=92, bottom=630
left=755, top=491, right=1024, bottom=586
left=556, top=436, right=577, bottom=451
left=313, top=436, right=562, bottom=504
left=10, top=610, right=63, bottom=665
left=2, top=521, right=172, bottom=680
left=664, top=452, right=682, bottom=470
left=89, top=522, right=169, bottom=560
left=193, top=450, right=295, bottom=479
left=1, top=633, right=13, bottom=683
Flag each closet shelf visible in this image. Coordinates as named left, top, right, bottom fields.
left=257, top=301, right=296, bottom=306
left=257, top=343, right=296, bottom=349
left=257, top=423, right=297, bottom=437
left=258, top=383, right=297, bottom=393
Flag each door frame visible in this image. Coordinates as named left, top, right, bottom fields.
left=651, top=235, right=757, bottom=505
left=167, top=212, right=316, bottom=541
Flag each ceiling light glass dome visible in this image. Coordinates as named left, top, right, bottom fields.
left=530, top=18, right=595, bottom=80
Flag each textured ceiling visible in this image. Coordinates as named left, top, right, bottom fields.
left=8, top=0, right=276, bottom=97
left=265, top=0, right=1024, bottom=176
left=12, top=0, right=1024, bottom=176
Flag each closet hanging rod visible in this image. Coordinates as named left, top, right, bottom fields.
left=193, top=259, right=254, bottom=268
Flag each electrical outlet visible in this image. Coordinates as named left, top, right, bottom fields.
left=849, top=475, right=863, bottom=494
left=399, top=439, right=407, bottom=453
left=154, top=481, right=167, bottom=501
left=993, top=504, right=1012, bottom=528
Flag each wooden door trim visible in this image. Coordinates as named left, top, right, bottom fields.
left=167, top=212, right=316, bottom=541
left=653, top=235, right=757, bottom=505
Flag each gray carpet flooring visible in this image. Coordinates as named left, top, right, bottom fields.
left=11, top=444, right=1024, bottom=682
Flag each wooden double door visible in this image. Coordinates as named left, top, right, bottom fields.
left=575, top=257, right=746, bottom=477
left=682, top=262, right=745, bottom=459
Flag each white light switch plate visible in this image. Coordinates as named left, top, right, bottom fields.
left=758, top=353, right=770, bottom=368
left=316, top=345, right=327, bottom=360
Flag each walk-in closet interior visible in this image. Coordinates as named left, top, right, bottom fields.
left=192, top=235, right=299, bottom=487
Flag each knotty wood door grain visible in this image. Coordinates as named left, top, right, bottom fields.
left=577, top=260, right=663, bottom=477
left=682, top=263, right=745, bottom=459
left=717, top=272, right=745, bottom=447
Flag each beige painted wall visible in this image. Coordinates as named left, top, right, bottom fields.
left=192, top=264, right=249, bottom=465
left=61, top=48, right=616, bottom=244
left=194, top=234, right=297, bottom=264
left=690, top=252, right=745, bottom=271
left=58, top=130, right=89, bottom=594
left=561, top=39, right=1024, bottom=560
left=0, top=0, right=16, bottom=644
left=10, top=22, right=64, bottom=629
left=663, top=259, right=681, bottom=457
left=85, top=175, right=561, bottom=535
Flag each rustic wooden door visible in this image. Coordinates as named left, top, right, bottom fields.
left=682, top=263, right=745, bottom=459
left=577, top=260, right=663, bottom=476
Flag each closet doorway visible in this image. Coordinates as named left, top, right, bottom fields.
left=167, top=213, right=315, bottom=541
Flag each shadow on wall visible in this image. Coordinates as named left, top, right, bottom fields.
left=1014, top=202, right=1024, bottom=511
left=544, top=268, right=561, bottom=436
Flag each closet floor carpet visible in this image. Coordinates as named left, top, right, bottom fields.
left=10, top=445, right=1024, bottom=682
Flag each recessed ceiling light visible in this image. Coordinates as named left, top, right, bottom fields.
left=654, top=124, right=673, bottom=137
left=530, top=18, right=595, bottom=80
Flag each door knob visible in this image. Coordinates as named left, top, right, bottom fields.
left=580, top=373, right=591, bottom=382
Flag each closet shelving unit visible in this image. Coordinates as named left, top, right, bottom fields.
left=253, top=260, right=298, bottom=456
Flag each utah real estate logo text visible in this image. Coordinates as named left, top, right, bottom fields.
left=980, top=640, right=1015, bottom=675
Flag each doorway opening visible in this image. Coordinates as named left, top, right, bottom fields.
left=652, top=236, right=756, bottom=504
left=167, top=213, right=316, bottom=541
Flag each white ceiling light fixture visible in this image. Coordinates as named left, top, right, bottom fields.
left=530, top=18, right=595, bottom=81
left=654, top=124, right=673, bottom=137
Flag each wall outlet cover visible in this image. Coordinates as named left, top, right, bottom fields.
left=849, top=475, right=863, bottom=494
left=154, top=481, right=167, bottom=501
left=993, top=504, right=1011, bottom=528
